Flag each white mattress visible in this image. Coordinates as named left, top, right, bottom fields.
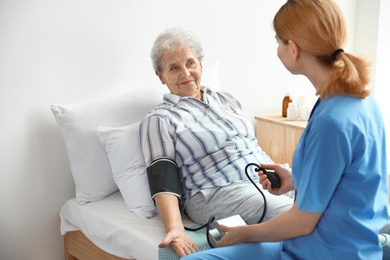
left=60, top=191, right=196, bottom=260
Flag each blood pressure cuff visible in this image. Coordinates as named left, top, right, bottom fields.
left=147, top=158, right=183, bottom=201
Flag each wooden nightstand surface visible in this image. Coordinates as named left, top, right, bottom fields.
left=254, top=111, right=308, bottom=130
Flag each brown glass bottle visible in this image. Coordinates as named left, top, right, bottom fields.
left=282, top=92, right=292, bottom=117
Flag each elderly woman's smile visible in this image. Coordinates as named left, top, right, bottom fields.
left=157, top=47, right=203, bottom=99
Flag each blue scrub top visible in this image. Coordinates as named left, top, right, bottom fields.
left=283, top=95, right=388, bottom=259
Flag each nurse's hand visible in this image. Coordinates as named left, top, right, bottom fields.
left=216, top=224, right=248, bottom=247
left=259, top=163, right=294, bottom=195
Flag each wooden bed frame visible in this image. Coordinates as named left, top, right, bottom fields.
left=64, top=231, right=131, bottom=260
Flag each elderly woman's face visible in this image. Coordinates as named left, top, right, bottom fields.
left=157, top=47, right=202, bottom=98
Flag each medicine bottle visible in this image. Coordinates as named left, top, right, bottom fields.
left=282, top=92, right=292, bottom=117
left=302, top=106, right=312, bottom=121
left=287, top=102, right=298, bottom=121
left=296, top=96, right=307, bottom=118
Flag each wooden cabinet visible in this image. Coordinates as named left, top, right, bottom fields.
left=255, top=111, right=308, bottom=166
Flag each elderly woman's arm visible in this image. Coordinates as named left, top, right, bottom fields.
left=154, top=194, right=199, bottom=257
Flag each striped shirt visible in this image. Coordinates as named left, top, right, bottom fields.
left=140, top=87, right=273, bottom=201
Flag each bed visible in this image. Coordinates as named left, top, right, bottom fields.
left=51, top=77, right=219, bottom=259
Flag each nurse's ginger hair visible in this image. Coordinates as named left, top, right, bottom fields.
left=273, top=0, right=370, bottom=99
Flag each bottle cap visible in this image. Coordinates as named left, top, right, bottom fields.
left=288, top=102, right=297, bottom=108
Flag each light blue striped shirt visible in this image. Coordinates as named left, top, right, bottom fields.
left=140, top=87, right=273, bottom=201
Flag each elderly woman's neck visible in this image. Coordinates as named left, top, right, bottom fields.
left=195, top=87, right=204, bottom=101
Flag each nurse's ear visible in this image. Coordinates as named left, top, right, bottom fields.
left=288, top=40, right=300, bottom=61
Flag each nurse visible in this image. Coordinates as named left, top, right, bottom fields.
left=182, top=0, right=389, bottom=259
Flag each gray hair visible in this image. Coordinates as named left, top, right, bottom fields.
left=150, top=27, right=204, bottom=73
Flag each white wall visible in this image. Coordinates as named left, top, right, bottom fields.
left=353, top=0, right=380, bottom=91
left=374, top=0, right=390, bottom=169
left=0, top=0, right=377, bottom=259
left=353, top=0, right=389, bottom=168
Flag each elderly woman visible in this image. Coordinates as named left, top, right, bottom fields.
left=139, top=27, right=293, bottom=257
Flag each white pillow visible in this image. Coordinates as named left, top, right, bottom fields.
left=51, top=90, right=165, bottom=204
left=97, top=122, right=157, bottom=218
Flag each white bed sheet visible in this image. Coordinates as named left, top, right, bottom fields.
left=60, top=191, right=196, bottom=260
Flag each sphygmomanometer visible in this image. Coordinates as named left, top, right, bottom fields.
left=203, top=163, right=281, bottom=247
left=147, top=159, right=281, bottom=248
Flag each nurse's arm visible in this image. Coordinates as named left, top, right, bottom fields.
left=218, top=202, right=322, bottom=246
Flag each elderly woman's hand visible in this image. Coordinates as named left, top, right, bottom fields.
left=158, top=227, right=199, bottom=257
left=259, top=163, right=294, bottom=195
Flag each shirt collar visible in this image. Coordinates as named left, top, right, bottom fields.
left=309, top=97, right=321, bottom=121
left=163, top=87, right=209, bottom=105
